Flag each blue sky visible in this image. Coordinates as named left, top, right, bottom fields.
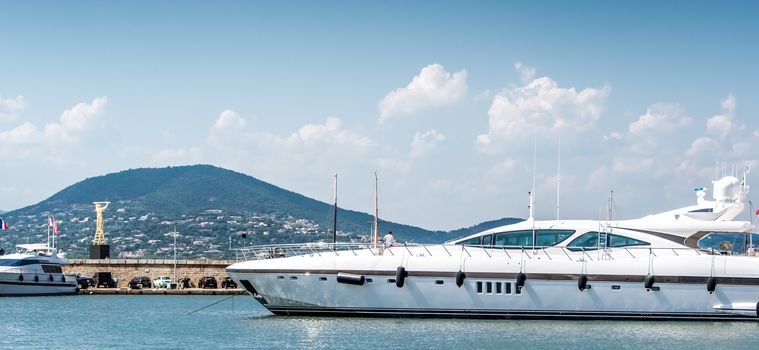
left=1, top=1, right=758, bottom=230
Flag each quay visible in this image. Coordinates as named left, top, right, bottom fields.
left=80, top=288, right=244, bottom=295
left=64, top=258, right=238, bottom=289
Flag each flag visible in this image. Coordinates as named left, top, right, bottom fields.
left=49, top=217, right=59, bottom=235
left=0, top=219, right=8, bottom=230
left=756, top=209, right=759, bottom=216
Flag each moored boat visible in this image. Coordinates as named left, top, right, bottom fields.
left=227, top=175, right=759, bottom=320
left=0, top=244, right=78, bottom=297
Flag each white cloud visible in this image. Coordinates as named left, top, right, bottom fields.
left=628, top=103, right=691, bottom=135
left=0, top=95, right=27, bottom=122
left=623, top=102, right=692, bottom=155
left=612, top=157, right=654, bottom=174
left=514, top=62, right=535, bottom=83
left=0, top=96, right=108, bottom=163
left=208, top=110, right=249, bottom=148
left=213, top=110, right=246, bottom=131
left=0, top=122, right=41, bottom=144
left=0, top=96, right=107, bottom=146
left=58, top=96, right=107, bottom=132
left=476, top=68, right=610, bottom=153
left=378, top=63, right=468, bottom=121
left=284, top=117, right=375, bottom=150
left=604, top=132, right=624, bottom=141
left=410, top=130, right=445, bottom=158
left=685, top=137, right=719, bottom=157
left=706, top=94, right=735, bottom=139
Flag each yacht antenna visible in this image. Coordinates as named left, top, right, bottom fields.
left=715, top=160, right=718, bottom=181
left=373, top=171, right=379, bottom=248
left=332, top=173, right=338, bottom=244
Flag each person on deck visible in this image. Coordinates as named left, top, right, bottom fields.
left=383, top=231, right=396, bottom=248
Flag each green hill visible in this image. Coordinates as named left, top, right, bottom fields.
left=4, top=165, right=516, bottom=258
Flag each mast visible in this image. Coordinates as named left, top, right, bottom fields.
left=173, top=225, right=177, bottom=283
left=531, top=131, right=536, bottom=250
left=556, top=134, right=561, bottom=220
left=332, top=173, right=338, bottom=244
left=373, top=171, right=379, bottom=248
left=608, top=190, right=614, bottom=221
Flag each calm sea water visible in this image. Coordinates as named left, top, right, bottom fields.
left=1, top=295, right=757, bottom=349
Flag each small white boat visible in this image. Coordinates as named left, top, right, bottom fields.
left=227, top=174, right=759, bottom=320
left=0, top=244, right=78, bottom=297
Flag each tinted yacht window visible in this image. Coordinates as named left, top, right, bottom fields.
left=494, top=230, right=533, bottom=247
left=567, top=232, right=600, bottom=250
left=494, top=230, right=575, bottom=248
left=567, top=231, right=649, bottom=250
left=457, top=236, right=482, bottom=246
left=607, top=234, right=650, bottom=248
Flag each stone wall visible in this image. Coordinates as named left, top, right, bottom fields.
left=63, top=259, right=236, bottom=288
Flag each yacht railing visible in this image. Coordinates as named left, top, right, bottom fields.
left=231, top=242, right=756, bottom=262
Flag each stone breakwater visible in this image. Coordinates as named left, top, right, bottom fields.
left=63, top=259, right=236, bottom=288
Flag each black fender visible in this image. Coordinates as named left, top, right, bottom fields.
left=395, top=266, right=407, bottom=288
left=455, top=271, right=466, bottom=288
left=578, top=274, right=588, bottom=291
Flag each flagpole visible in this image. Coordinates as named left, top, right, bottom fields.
left=47, top=216, right=51, bottom=250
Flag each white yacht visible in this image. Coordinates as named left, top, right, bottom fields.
left=0, top=244, right=78, bottom=296
left=227, top=175, right=759, bottom=320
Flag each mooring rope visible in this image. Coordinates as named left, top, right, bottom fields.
left=187, top=294, right=238, bottom=315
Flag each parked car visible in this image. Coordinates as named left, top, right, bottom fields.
left=153, top=276, right=172, bottom=288
left=128, top=276, right=151, bottom=289
left=198, top=276, right=217, bottom=289
left=93, top=272, right=117, bottom=288
left=76, top=275, right=95, bottom=289
left=221, top=276, right=238, bottom=289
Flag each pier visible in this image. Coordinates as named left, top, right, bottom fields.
left=80, top=288, right=244, bottom=295
left=64, top=258, right=238, bottom=290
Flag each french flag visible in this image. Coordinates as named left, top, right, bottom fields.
left=49, top=217, right=59, bottom=235
left=0, top=219, right=8, bottom=230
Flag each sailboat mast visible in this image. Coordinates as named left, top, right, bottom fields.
left=556, top=134, right=561, bottom=220
left=332, top=173, right=338, bottom=244
left=373, top=172, right=379, bottom=248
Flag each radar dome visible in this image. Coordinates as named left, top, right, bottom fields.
left=713, top=176, right=742, bottom=202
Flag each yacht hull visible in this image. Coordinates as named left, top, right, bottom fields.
left=229, top=272, right=759, bottom=320
left=227, top=248, right=759, bottom=321
left=0, top=272, right=78, bottom=297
